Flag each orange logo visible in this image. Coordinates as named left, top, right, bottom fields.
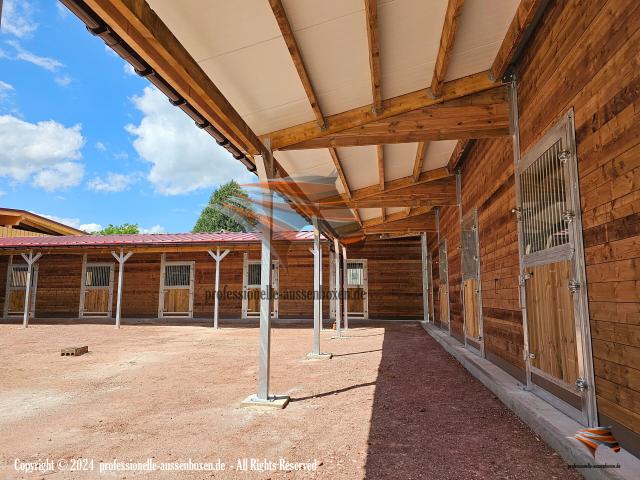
left=574, top=426, right=620, bottom=457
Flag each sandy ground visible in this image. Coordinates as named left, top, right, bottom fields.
left=0, top=322, right=581, bottom=479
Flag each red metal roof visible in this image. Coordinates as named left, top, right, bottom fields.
left=0, top=231, right=319, bottom=249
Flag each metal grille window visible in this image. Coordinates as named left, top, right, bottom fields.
left=85, top=265, right=111, bottom=287
left=164, top=264, right=191, bottom=287
left=439, top=244, right=448, bottom=283
left=10, top=266, right=28, bottom=287
left=461, top=217, right=479, bottom=280
left=347, top=262, right=364, bottom=286
left=520, top=139, right=569, bottom=255
left=247, top=263, right=261, bottom=286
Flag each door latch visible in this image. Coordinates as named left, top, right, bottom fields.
left=529, top=352, right=536, bottom=360
left=568, top=280, right=580, bottom=293
left=558, top=150, right=571, bottom=163
left=562, top=210, right=575, bottom=223
left=519, top=273, right=531, bottom=286
left=575, top=377, right=588, bottom=392
left=512, top=208, right=522, bottom=221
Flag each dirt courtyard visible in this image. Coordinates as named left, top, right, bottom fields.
left=0, top=322, right=580, bottom=479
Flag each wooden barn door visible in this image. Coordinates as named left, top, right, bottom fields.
left=242, top=256, right=278, bottom=318
left=80, top=261, right=114, bottom=317
left=438, top=241, right=450, bottom=331
left=4, top=260, right=38, bottom=317
left=461, top=209, right=483, bottom=355
left=346, top=259, right=368, bottom=319
left=159, top=260, right=194, bottom=318
left=515, top=109, right=596, bottom=425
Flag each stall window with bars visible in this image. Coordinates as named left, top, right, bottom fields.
left=439, top=245, right=448, bottom=282
left=461, top=221, right=479, bottom=280
left=164, top=264, right=191, bottom=287
left=520, top=139, right=569, bottom=255
left=247, top=263, right=261, bottom=286
left=10, top=266, right=28, bottom=288
left=85, top=265, right=111, bottom=287
left=347, top=262, right=364, bottom=286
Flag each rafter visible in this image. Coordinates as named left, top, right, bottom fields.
left=446, top=139, right=475, bottom=173
left=263, top=71, right=498, bottom=150
left=364, top=0, right=382, bottom=114
left=278, top=85, right=509, bottom=149
left=363, top=206, right=432, bottom=228
left=491, top=0, right=548, bottom=81
left=431, top=0, right=465, bottom=97
left=412, top=142, right=429, bottom=181
left=364, top=212, right=437, bottom=234
left=327, top=147, right=362, bottom=226
left=377, top=145, right=385, bottom=191
left=268, top=0, right=325, bottom=129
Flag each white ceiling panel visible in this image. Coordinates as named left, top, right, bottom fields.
left=387, top=207, right=405, bottom=215
left=359, top=208, right=380, bottom=221
left=445, top=0, right=519, bottom=81
left=384, top=142, right=418, bottom=181
left=338, top=146, right=379, bottom=191
left=378, top=0, right=448, bottom=100
left=422, top=140, right=458, bottom=172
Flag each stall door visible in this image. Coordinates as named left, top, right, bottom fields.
left=242, top=257, right=278, bottom=318
left=80, top=263, right=114, bottom=317
left=461, top=210, right=483, bottom=354
left=438, top=241, right=449, bottom=331
left=4, top=262, right=38, bottom=317
left=160, top=261, right=194, bottom=318
left=516, top=110, right=596, bottom=425
left=346, top=260, right=368, bottom=319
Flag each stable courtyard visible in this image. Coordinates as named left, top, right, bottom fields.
left=0, top=323, right=578, bottom=479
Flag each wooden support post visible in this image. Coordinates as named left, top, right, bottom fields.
left=342, top=245, right=349, bottom=332
left=421, top=232, right=429, bottom=323
left=208, top=248, right=230, bottom=329
left=21, top=250, right=42, bottom=328
left=111, top=249, right=133, bottom=329
left=333, top=238, right=342, bottom=338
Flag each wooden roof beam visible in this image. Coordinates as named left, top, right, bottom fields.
left=364, top=212, right=437, bottom=234
left=446, top=139, right=475, bottom=173
left=490, top=0, right=548, bottom=81
left=364, top=0, right=382, bottom=115
left=268, top=0, right=325, bottom=129
left=412, top=142, right=429, bottom=181
left=430, top=0, right=465, bottom=97
left=327, top=147, right=362, bottom=226
left=377, top=145, right=385, bottom=191
left=363, top=206, right=432, bottom=229
left=263, top=71, right=499, bottom=150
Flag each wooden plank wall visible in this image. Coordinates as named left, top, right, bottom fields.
left=0, top=226, right=49, bottom=237
left=0, top=256, right=7, bottom=314
left=461, top=137, right=525, bottom=375
left=0, top=239, right=422, bottom=320
left=439, top=205, right=463, bottom=340
left=516, top=0, right=640, bottom=440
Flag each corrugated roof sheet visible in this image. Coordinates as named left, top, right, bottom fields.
left=0, top=231, right=319, bottom=249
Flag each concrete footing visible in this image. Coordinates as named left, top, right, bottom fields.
left=240, top=394, right=290, bottom=410
left=305, top=352, right=333, bottom=360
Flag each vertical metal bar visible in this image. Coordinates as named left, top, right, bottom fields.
left=333, top=238, right=342, bottom=337
left=319, top=236, right=323, bottom=331
left=342, top=245, right=349, bottom=332
left=312, top=217, right=321, bottom=355
left=214, top=248, right=221, bottom=329
left=421, top=232, right=429, bottom=323
left=256, top=140, right=274, bottom=401
left=23, top=251, right=33, bottom=328
left=116, top=251, right=124, bottom=329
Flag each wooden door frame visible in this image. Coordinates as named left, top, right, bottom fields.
left=158, top=254, right=195, bottom=318
left=3, top=255, right=39, bottom=318
left=241, top=253, right=279, bottom=318
left=511, top=83, right=597, bottom=426
left=461, top=208, right=484, bottom=357
left=79, top=255, right=115, bottom=318
left=346, top=258, right=368, bottom=319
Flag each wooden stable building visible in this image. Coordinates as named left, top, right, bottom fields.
left=0, top=232, right=422, bottom=323
left=35, top=0, right=640, bottom=464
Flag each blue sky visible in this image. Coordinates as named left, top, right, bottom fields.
left=0, top=0, right=255, bottom=233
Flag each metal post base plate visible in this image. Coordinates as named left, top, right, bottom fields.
left=241, top=394, right=290, bottom=410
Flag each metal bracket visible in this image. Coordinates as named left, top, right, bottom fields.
left=512, top=207, right=522, bottom=221
left=562, top=210, right=575, bottom=223
left=575, top=377, right=588, bottom=392
left=558, top=150, right=571, bottom=163
left=518, top=273, right=531, bottom=286
left=529, top=352, right=536, bottom=360
left=568, top=279, right=581, bottom=293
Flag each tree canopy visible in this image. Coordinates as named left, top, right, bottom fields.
left=193, top=180, right=254, bottom=233
left=95, top=223, right=140, bottom=235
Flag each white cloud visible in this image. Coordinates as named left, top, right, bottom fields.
left=0, top=80, right=14, bottom=100
left=1, top=0, right=38, bottom=38
left=32, top=161, right=85, bottom=191
left=54, top=74, right=72, bottom=87
left=123, top=62, right=136, bottom=76
left=7, top=40, right=63, bottom=72
left=96, top=141, right=107, bottom=151
left=126, top=86, right=253, bottom=195
left=0, top=114, right=85, bottom=190
left=87, top=172, right=135, bottom=193
left=37, top=213, right=101, bottom=233
left=140, top=225, right=165, bottom=234
left=0, top=190, right=6, bottom=197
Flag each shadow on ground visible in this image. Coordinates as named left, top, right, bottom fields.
left=364, top=325, right=581, bottom=480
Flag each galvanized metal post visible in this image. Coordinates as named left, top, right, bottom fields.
left=21, top=250, right=41, bottom=328
left=421, top=232, right=429, bottom=323
left=333, top=238, right=342, bottom=338
left=312, top=217, right=321, bottom=355
left=112, top=249, right=133, bottom=329
left=208, top=248, right=230, bottom=329
left=342, top=245, right=349, bottom=332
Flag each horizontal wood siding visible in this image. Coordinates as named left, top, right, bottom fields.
left=517, top=0, right=640, bottom=437
left=0, top=255, right=7, bottom=314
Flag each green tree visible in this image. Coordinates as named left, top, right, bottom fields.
left=193, top=180, right=254, bottom=232
left=95, top=223, right=140, bottom=235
